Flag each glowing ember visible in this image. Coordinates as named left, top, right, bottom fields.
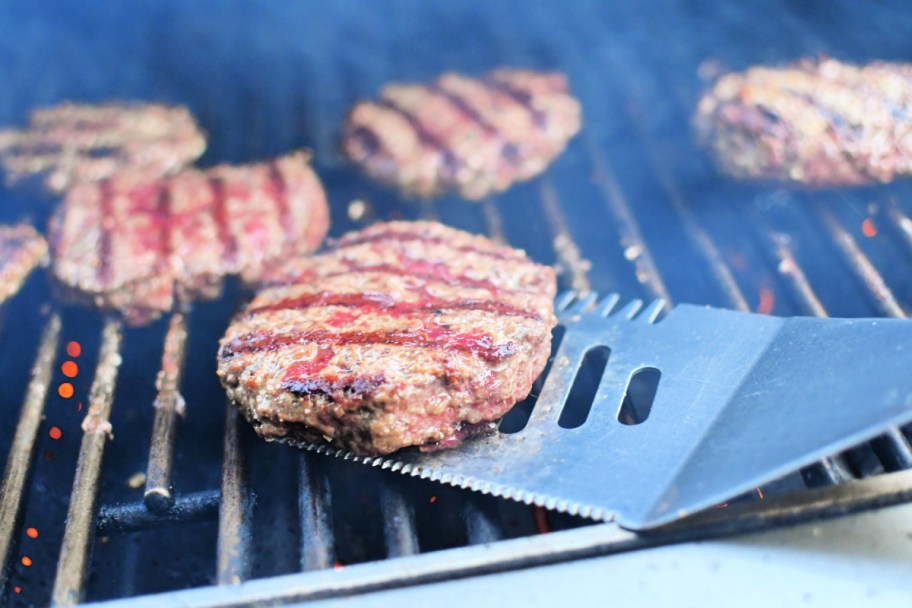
left=756, top=287, right=775, bottom=315
left=334, top=561, right=345, bottom=571
left=61, top=361, right=78, bottom=378
left=429, top=495, right=437, bottom=504
left=756, top=487, right=765, bottom=500
left=48, top=426, right=62, bottom=440
left=13, top=586, right=21, bottom=594
left=25, top=527, right=38, bottom=539
left=66, top=341, right=82, bottom=358
left=20, top=556, right=31, bottom=567
left=862, top=218, right=878, bottom=238
left=58, top=383, right=74, bottom=399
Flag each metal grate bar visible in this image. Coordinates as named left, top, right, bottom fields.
left=885, top=200, right=912, bottom=255
left=216, top=402, right=252, bottom=586
left=298, top=453, right=335, bottom=571
left=97, top=490, right=220, bottom=534
left=480, top=199, right=508, bottom=245
left=0, top=314, right=60, bottom=591
left=763, top=231, right=828, bottom=317
left=817, top=204, right=908, bottom=319
left=51, top=318, right=124, bottom=607
left=539, top=178, right=591, bottom=295
left=380, top=483, right=419, bottom=558
left=463, top=500, right=502, bottom=545
left=144, top=308, right=190, bottom=513
left=584, top=139, right=672, bottom=305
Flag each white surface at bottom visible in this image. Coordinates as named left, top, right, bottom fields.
left=308, top=503, right=912, bottom=608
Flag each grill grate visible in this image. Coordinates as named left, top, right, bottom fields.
left=0, top=1, right=910, bottom=606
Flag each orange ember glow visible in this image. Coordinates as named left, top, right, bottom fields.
left=48, top=427, right=62, bottom=440
left=61, top=361, right=78, bottom=378
left=25, top=528, right=38, bottom=539
left=756, top=487, right=765, bottom=500
left=862, top=218, right=878, bottom=238
left=66, top=341, right=82, bottom=358
left=429, top=495, right=437, bottom=504
left=533, top=506, right=551, bottom=534
left=20, top=556, right=31, bottom=567
left=757, top=288, right=775, bottom=315
left=334, top=561, right=345, bottom=571
left=13, top=586, right=21, bottom=594
left=58, top=383, right=74, bottom=399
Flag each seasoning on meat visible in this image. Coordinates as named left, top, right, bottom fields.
left=342, top=69, right=582, bottom=200
left=218, top=221, right=557, bottom=456
left=49, top=151, right=329, bottom=326
left=0, top=102, right=206, bottom=193
left=0, top=223, right=48, bottom=304
left=694, top=58, right=912, bottom=186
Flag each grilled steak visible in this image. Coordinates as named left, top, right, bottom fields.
left=695, top=58, right=912, bottom=186
left=342, top=69, right=582, bottom=200
left=0, top=223, right=48, bottom=304
left=218, top=221, right=557, bottom=456
left=49, top=151, right=329, bottom=326
left=0, top=102, right=206, bottom=193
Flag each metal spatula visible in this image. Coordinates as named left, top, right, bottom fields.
left=305, top=292, right=912, bottom=530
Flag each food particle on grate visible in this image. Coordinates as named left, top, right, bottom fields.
left=694, top=58, right=912, bottom=186
left=49, top=150, right=330, bottom=325
left=0, top=223, right=48, bottom=305
left=218, top=221, right=557, bottom=456
left=127, top=472, right=147, bottom=489
left=342, top=69, right=582, bottom=200
left=0, top=102, right=206, bottom=194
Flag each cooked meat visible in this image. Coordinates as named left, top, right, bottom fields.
left=0, top=102, right=206, bottom=193
left=695, top=58, right=912, bottom=186
left=49, top=151, right=329, bottom=326
left=0, top=223, right=48, bottom=304
left=218, top=221, right=557, bottom=456
left=342, top=69, right=582, bottom=200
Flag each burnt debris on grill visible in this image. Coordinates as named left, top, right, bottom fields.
left=342, top=69, right=582, bottom=200
left=0, top=102, right=207, bottom=194
left=48, top=151, right=330, bottom=326
left=0, top=223, right=48, bottom=305
left=218, top=221, right=557, bottom=456
left=694, top=58, right=912, bottom=186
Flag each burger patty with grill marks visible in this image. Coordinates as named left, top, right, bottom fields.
left=217, top=221, right=557, bottom=456
left=49, top=151, right=329, bottom=326
left=0, top=102, right=206, bottom=194
left=342, top=69, right=582, bottom=200
left=695, top=58, right=912, bottom=186
left=0, top=223, right=48, bottom=305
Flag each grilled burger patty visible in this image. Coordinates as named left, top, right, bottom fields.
left=218, top=221, right=557, bottom=456
left=0, top=102, right=206, bottom=194
left=342, top=69, right=581, bottom=200
left=49, top=151, right=329, bottom=326
left=0, top=223, right=48, bottom=305
left=695, top=58, right=912, bottom=186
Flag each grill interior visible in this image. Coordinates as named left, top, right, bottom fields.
left=1, top=1, right=911, bottom=605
